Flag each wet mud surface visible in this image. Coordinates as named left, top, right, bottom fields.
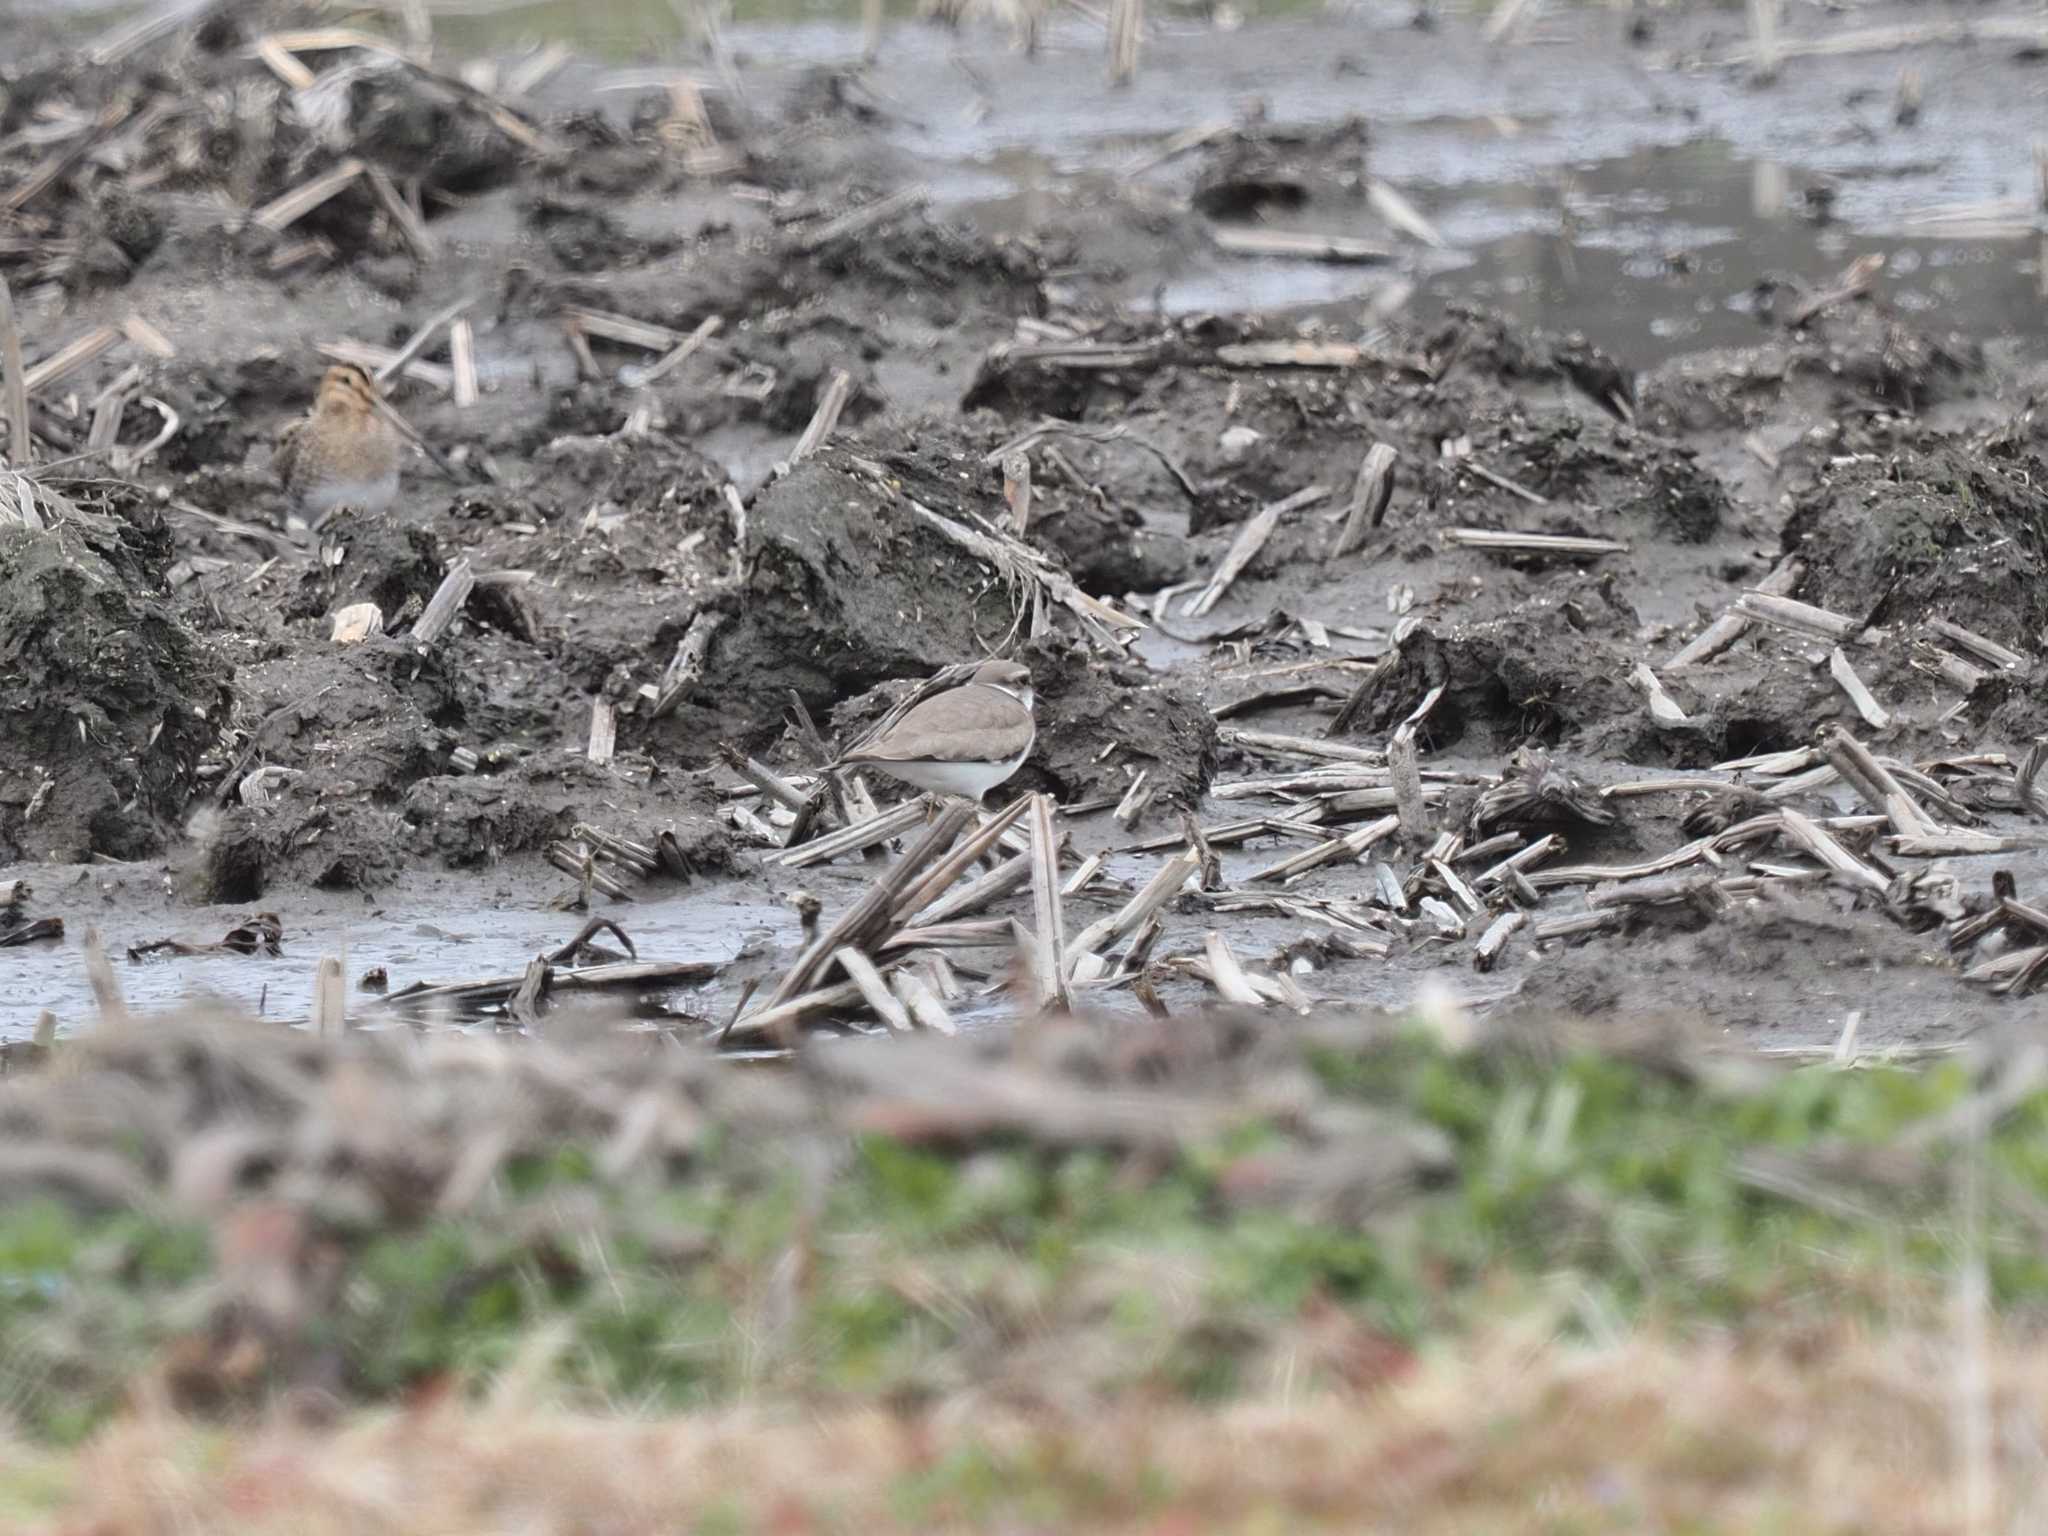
left=6, top=1, right=2048, bottom=1043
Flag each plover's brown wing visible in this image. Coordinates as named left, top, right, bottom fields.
left=842, top=686, right=1034, bottom=765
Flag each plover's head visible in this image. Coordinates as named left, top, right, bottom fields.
left=971, top=659, right=1033, bottom=711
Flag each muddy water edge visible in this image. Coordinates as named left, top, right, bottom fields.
left=4, top=1, right=2048, bottom=1044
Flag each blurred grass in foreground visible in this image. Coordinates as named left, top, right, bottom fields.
left=0, top=1026, right=2008, bottom=1440
left=0, top=1005, right=2039, bottom=1533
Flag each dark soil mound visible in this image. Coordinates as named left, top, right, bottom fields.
left=288, top=510, right=447, bottom=622
left=1781, top=444, right=2048, bottom=644
left=1022, top=642, right=1217, bottom=807
left=0, top=488, right=229, bottom=861
left=671, top=444, right=1058, bottom=756
left=1485, top=417, right=1729, bottom=544
left=1342, top=587, right=1724, bottom=763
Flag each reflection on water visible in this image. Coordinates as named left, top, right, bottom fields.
left=953, top=128, right=2048, bottom=366
left=0, top=883, right=798, bottom=1033
left=1417, top=135, right=2048, bottom=363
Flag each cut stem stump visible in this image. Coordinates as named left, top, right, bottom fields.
left=0, top=274, right=27, bottom=467
left=411, top=559, right=475, bottom=647
left=1331, top=444, right=1397, bottom=558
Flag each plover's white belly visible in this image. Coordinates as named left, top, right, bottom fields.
left=301, top=473, right=399, bottom=514
left=881, top=744, right=1031, bottom=798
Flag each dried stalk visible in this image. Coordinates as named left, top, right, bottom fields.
left=1431, top=858, right=1483, bottom=915
left=1455, top=459, right=1549, bottom=505
left=312, top=956, right=345, bottom=1034
left=1630, top=663, right=1690, bottom=726
left=449, top=318, right=478, bottom=407
left=1214, top=340, right=1367, bottom=369
left=1113, top=771, right=1154, bottom=831
left=1001, top=451, right=1033, bottom=534
left=0, top=274, right=27, bottom=467
left=1716, top=17, right=2048, bottom=68
left=1108, top=0, right=1142, bottom=84
left=1062, top=851, right=1107, bottom=897
left=331, top=603, right=383, bottom=644
left=1473, top=911, right=1526, bottom=971
left=544, top=842, right=633, bottom=899
left=84, top=927, right=127, bottom=1024
left=87, top=366, right=141, bottom=453
left=1028, top=794, right=1069, bottom=1012
left=651, top=610, right=727, bottom=719
left=587, top=700, right=617, bottom=766
left=1530, top=910, right=1621, bottom=943
left=1668, top=555, right=1799, bottom=668
left=1067, top=849, right=1199, bottom=964
left=570, top=829, right=660, bottom=881
left=410, top=559, right=475, bottom=646
left=1585, top=871, right=1728, bottom=911
left=1786, top=252, right=1884, bottom=328
left=563, top=306, right=685, bottom=352
left=1367, top=179, right=1447, bottom=248
left=24, top=325, right=122, bottom=395
left=1202, top=932, right=1264, bottom=1006
left=890, top=968, right=956, bottom=1033
left=1248, top=815, right=1397, bottom=883
left=373, top=292, right=477, bottom=388
left=1926, top=617, right=2027, bottom=673
left=120, top=313, right=174, bottom=360
left=1820, top=725, right=1938, bottom=839
left=777, top=797, right=928, bottom=869
left=1211, top=228, right=1394, bottom=264
left=1444, top=528, right=1628, bottom=558
left=1777, top=807, right=1890, bottom=895
left=719, top=980, right=864, bottom=1044
left=882, top=919, right=1013, bottom=951
left=916, top=852, right=1031, bottom=926
left=366, top=164, right=436, bottom=259
left=1916, top=644, right=1989, bottom=694
left=834, top=947, right=912, bottom=1032
left=906, top=498, right=1143, bottom=648
left=1223, top=729, right=1387, bottom=766
left=791, top=185, right=930, bottom=254
left=618, top=315, right=721, bottom=389
left=1736, top=590, right=1863, bottom=643
left=1828, top=648, right=1890, bottom=730
left=891, top=795, right=1033, bottom=919
left=1124, top=120, right=1233, bottom=177
left=1747, top=0, right=1780, bottom=82
left=1388, top=725, right=1430, bottom=840
left=756, top=801, right=976, bottom=1010
left=1186, top=485, right=1329, bottom=617
left=790, top=369, right=853, bottom=462
left=252, top=159, right=365, bottom=233
left=1330, top=444, right=1397, bottom=558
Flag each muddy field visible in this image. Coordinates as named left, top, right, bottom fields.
left=5, top=0, right=2048, bottom=1044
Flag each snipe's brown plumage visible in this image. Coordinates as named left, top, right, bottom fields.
left=273, top=363, right=400, bottom=517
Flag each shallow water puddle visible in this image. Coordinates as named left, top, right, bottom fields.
left=1414, top=136, right=2048, bottom=364
left=0, top=883, right=794, bottom=1031
left=991, top=129, right=2048, bottom=358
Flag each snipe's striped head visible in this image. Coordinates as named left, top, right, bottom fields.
left=275, top=362, right=401, bottom=516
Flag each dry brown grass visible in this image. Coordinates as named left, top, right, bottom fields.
left=15, top=1317, right=2046, bottom=1536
